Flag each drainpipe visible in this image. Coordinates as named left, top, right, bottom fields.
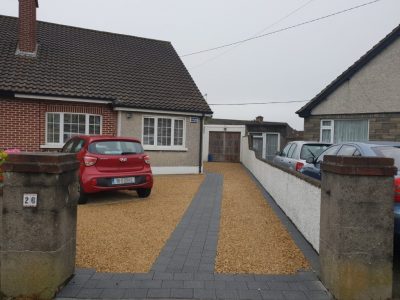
left=199, top=115, right=204, bottom=174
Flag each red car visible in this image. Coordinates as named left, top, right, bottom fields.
left=62, top=135, right=153, bottom=204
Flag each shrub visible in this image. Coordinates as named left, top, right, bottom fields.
left=0, top=150, right=8, bottom=183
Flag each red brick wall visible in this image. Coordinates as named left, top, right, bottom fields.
left=0, top=97, right=117, bottom=151
left=18, top=0, right=37, bottom=53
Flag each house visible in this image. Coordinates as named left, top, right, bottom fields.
left=203, top=116, right=301, bottom=162
left=297, top=24, right=400, bottom=143
left=0, top=0, right=212, bottom=175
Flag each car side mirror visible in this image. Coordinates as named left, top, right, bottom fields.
left=276, top=151, right=281, bottom=156
left=306, top=157, right=315, bottom=164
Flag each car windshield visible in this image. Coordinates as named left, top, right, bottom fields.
left=300, top=144, right=330, bottom=160
left=372, top=146, right=400, bottom=170
left=88, top=140, right=144, bottom=155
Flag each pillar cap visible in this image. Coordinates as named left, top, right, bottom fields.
left=321, top=155, right=397, bottom=176
left=2, top=152, right=79, bottom=174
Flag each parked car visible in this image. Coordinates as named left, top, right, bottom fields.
left=272, top=141, right=331, bottom=172
left=300, top=141, right=400, bottom=241
left=61, top=135, right=153, bottom=204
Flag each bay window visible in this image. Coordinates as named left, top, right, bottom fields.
left=46, top=113, right=101, bottom=146
left=143, top=116, right=185, bottom=150
left=320, top=119, right=368, bottom=143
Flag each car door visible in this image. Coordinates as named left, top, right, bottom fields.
left=273, top=143, right=292, bottom=168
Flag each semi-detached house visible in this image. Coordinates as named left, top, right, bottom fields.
left=0, top=0, right=212, bottom=174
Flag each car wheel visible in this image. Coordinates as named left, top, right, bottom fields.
left=78, top=185, right=88, bottom=204
left=137, top=188, right=151, bottom=198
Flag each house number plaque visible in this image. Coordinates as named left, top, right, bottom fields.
left=23, top=194, right=38, bottom=207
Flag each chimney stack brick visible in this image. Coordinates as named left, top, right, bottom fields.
left=18, top=0, right=38, bottom=55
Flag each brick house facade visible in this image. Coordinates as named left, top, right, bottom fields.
left=0, top=0, right=212, bottom=174
left=297, top=24, right=400, bottom=143
left=0, top=97, right=117, bottom=151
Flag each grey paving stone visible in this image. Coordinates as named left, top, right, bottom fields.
left=171, top=288, right=194, bottom=299
left=234, top=275, right=255, bottom=282
left=214, top=274, right=236, bottom=281
left=153, top=272, right=174, bottom=280
left=226, top=281, right=248, bottom=290
left=204, top=280, right=226, bottom=290
left=268, top=281, right=291, bottom=290
left=56, top=285, right=82, bottom=297
left=91, top=272, right=114, bottom=280
left=260, top=290, right=285, bottom=300
left=134, top=272, right=154, bottom=280
left=184, top=280, right=205, bottom=289
left=101, top=288, right=126, bottom=298
left=138, top=280, right=162, bottom=288
left=118, top=280, right=137, bottom=288
left=76, top=288, right=104, bottom=298
left=174, top=272, right=194, bottom=280
left=238, top=289, right=262, bottom=300
left=246, top=281, right=268, bottom=290
left=282, top=291, right=308, bottom=300
left=303, top=281, right=328, bottom=291
left=198, top=264, right=214, bottom=272
left=83, top=279, right=99, bottom=289
left=147, top=288, right=171, bottom=298
left=123, top=288, right=149, bottom=298
left=69, top=274, right=92, bottom=286
left=112, top=273, right=135, bottom=281
left=96, top=279, right=121, bottom=289
left=215, top=289, right=239, bottom=300
left=162, top=280, right=184, bottom=288
left=195, top=273, right=215, bottom=281
left=305, top=291, right=332, bottom=300
left=194, top=288, right=217, bottom=299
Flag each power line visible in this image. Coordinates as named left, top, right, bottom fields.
left=209, top=100, right=309, bottom=106
left=181, top=0, right=384, bottom=58
left=189, top=0, right=316, bottom=70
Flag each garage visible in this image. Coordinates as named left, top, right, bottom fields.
left=208, top=131, right=241, bottom=162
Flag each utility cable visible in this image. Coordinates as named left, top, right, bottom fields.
left=208, top=100, right=309, bottom=106
left=189, top=0, right=316, bottom=70
left=181, top=0, right=384, bottom=58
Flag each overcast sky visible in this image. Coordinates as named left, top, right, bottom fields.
left=1, top=0, right=399, bottom=130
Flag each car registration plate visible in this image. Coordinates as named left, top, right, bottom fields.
left=112, top=177, right=135, bottom=185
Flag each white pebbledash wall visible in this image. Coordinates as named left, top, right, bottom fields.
left=241, top=137, right=321, bottom=252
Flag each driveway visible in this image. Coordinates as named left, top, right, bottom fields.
left=57, top=163, right=330, bottom=300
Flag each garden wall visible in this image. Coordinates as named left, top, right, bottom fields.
left=241, top=137, right=321, bottom=252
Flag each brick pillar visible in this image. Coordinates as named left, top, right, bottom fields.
left=0, top=153, right=79, bottom=299
left=320, top=156, right=396, bottom=300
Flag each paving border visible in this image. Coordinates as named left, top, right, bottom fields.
left=56, top=171, right=330, bottom=300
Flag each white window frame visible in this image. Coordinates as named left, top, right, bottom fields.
left=42, top=112, right=102, bottom=148
left=320, top=119, right=369, bottom=143
left=142, top=115, right=187, bottom=151
left=262, top=132, right=280, bottom=159
left=320, top=119, right=334, bottom=143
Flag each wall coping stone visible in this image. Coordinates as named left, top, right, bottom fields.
left=2, top=152, right=79, bottom=174
left=322, top=155, right=397, bottom=176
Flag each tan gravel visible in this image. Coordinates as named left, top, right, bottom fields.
left=205, top=162, right=309, bottom=274
left=76, top=174, right=204, bottom=273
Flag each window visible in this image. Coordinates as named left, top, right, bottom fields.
left=320, top=119, right=368, bottom=143
left=46, top=113, right=102, bottom=145
left=143, top=116, right=185, bottom=149
left=287, top=144, right=297, bottom=158
left=281, top=143, right=292, bottom=157
left=337, top=145, right=358, bottom=156
left=88, top=141, right=144, bottom=155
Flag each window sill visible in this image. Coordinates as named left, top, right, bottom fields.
left=40, top=144, right=63, bottom=149
left=143, top=145, right=188, bottom=152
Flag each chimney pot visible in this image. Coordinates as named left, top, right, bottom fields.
left=255, top=116, right=264, bottom=123
left=17, top=0, right=39, bottom=56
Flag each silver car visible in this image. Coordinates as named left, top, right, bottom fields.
left=273, top=141, right=331, bottom=171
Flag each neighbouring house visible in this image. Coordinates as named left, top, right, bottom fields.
left=203, top=116, right=301, bottom=162
left=0, top=0, right=212, bottom=174
left=297, top=24, right=400, bottom=143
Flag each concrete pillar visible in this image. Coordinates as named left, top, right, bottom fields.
left=320, top=156, right=396, bottom=300
left=0, top=153, right=79, bottom=299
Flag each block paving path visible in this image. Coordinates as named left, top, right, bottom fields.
left=57, top=173, right=331, bottom=300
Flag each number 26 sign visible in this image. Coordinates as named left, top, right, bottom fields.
left=23, top=194, right=38, bottom=207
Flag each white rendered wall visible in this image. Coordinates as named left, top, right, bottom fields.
left=241, top=137, right=321, bottom=252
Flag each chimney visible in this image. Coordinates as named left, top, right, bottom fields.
left=255, top=116, right=264, bottom=123
left=17, top=0, right=39, bottom=56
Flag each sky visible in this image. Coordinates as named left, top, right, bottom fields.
left=1, top=0, right=399, bottom=130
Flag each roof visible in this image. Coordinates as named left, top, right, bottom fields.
left=0, top=15, right=212, bottom=114
left=296, top=24, right=400, bottom=118
left=205, top=118, right=288, bottom=126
